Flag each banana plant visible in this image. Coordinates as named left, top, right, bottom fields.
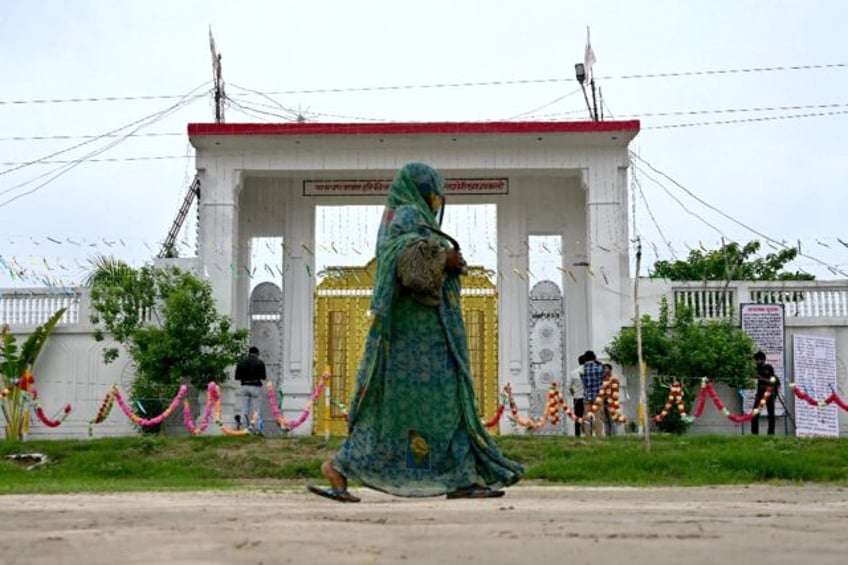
left=1, top=308, right=66, bottom=440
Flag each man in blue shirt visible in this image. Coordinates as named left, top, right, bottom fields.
left=581, top=350, right=605, bottom=437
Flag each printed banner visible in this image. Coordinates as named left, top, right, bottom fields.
left=303, top=178, right=509, bottom=196
left=793, top=335, right=839, bottom=437
left=740, top=304, right=786, bottom=416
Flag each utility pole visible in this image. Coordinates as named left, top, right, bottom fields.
left=209, top=27, right=225, bottom=123
left=634, top=236, right=651, bottom=453
left=590, top=76, right=599, bottom=122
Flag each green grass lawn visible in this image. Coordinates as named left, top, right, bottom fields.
left=1, top=434, right=846, bottom=494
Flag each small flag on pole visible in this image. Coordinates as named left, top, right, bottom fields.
left=584, top=27, right=597, bottom=80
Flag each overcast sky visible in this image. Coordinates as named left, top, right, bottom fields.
left=2, top=0, right=847, bottom=289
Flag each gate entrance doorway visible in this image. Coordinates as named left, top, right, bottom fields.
left=312, top=260, right=500, bottom=437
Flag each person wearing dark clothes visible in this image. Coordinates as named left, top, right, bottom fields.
left=751, top=351, right=779, bottom=436
left=235, top=346, right=267, bottom=434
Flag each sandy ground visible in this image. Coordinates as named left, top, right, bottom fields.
left=1, top=484, right=847, bottom=565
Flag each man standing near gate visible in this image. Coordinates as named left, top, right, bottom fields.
left=751, top=351, right=779, bottom=436
left=235, top=346, right=267, bottom=435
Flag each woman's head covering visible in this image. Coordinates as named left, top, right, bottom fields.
left=370, top=163, right=447, bottom=321
left=378, top=162, right=445, bottom=244
left=391, top=161, right=445, bottom=216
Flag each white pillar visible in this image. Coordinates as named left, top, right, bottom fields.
left=197, top=165, right=240, bottom=319
left=563, top=181, right=590, bottom=369
left=280, top=182, right=317, bottom=435
left=585, top=159, right=631, bottom=355
left=497, top=186, right=530, bottom=434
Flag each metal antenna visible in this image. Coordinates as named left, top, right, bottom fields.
left=209, top=27, right=225, bottom=123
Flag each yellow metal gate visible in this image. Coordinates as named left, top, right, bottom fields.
left=313, top=260, right=499, bottom=436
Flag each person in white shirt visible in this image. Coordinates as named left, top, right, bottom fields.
left=568, top=354, right=586, bottom=437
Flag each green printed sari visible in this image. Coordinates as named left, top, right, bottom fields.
left=332, top=162, right=523, bottom=496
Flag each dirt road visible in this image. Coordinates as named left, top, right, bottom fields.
left=2, top=485, right=846, bottom=564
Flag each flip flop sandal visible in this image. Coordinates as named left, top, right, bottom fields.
left=446, top=485, right=505, bottom=499
left=307, top=485, right=361, bottom=503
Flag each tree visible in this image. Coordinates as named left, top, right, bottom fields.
left=1, top=308, right=66, bottom=440
left=606, top=300, right=755, bottom=433
left=87, top=257, right=248, bottom=430
left=650, top=240, right=814, bottom=281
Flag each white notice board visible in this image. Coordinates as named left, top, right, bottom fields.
left=740, top=304, right=785, bottom=416
left=793, top=335, right=839, bottom=437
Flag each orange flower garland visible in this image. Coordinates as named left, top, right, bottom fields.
left=504, top=382, right=549, bottom=430
left=209, top=383, right=249, bottom=436
left=650, top=382, right=688, bottom=424
left=603, top=378, right=627, bottom=423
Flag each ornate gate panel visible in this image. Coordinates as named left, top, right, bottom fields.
left=528, top=280, right=566, bottom=434
left=249, top=281, right=283, bottom=433
left=313, top=262, right=499, bottom=436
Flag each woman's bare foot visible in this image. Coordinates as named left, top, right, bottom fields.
left=321, top=460, right=347, bottom=491
left=310, top=460, right=360, bottom=502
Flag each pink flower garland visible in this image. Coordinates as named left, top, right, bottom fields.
left=182, top=382, right=217, bottom=435
left=266, top=372, right=329, bottom=430
left=207, top=382, right=249, bottom=436
left=113, top=385, right=187, bottom=427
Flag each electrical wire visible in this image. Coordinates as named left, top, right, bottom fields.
left=0, top=81, right=209, bottom=177
left=3, top=100, right=847, bottom=142
left=0, top=132, right=183, bottom=142
left=631, top=153, right=848, bottom=277
left=645, top=109, right=848, bottom=130
left=632, top=172, right=676, bottom=259
left=0, top=156, right=191, bottom=166
left=2, top=62, right=844, bottom=106
left=228, top=83, right=305, bottom=121
left=501, top=87, right=583, bottom=120
left=0, top=85, right=207, bottom=208
left=631, top=162, right=729, bottom=239
left=0, top=97, right=199, bottom=198
left=5, top=99, right=846, bottom=165
left=2, top=102, right=846, bottom=167
left=226, top=100, right=276, bottom=123
left=624, top=101, right=848, bottom=119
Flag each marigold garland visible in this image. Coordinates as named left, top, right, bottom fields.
left=504, top=382, right=549, bottom=430
left=90, top=385, right=118, bottom=426
left=89, top=376, right=331, bottom=437
left=603, top=378, right=627, bottom=423
left=504, top=378, right=627, bottom=431
left=650, top=382, right=689, bottom=424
